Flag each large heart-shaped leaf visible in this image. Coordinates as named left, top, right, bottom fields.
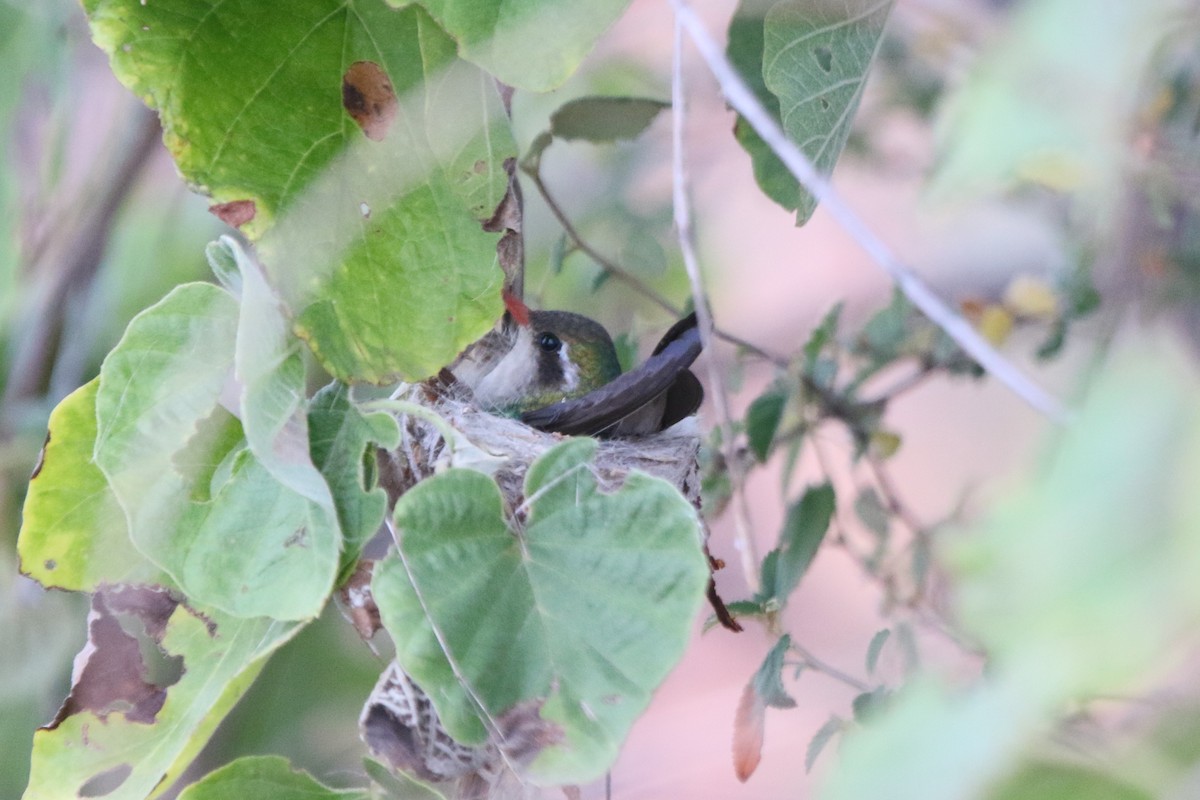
left=94, top=283, right=339, bottom=620
left=373, top=438, right=709, bottom=783
left=84, top=0, right=513, bottom=382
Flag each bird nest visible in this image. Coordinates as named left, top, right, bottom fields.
left=375, top=379, right=704, bottom=514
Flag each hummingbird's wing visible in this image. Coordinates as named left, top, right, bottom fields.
left=520, top=313, right=703, bottom=437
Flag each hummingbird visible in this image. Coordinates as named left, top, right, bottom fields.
left=449, top=292, right=704, bottom=437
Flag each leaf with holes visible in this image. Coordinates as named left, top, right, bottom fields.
left=84, top=0, right=514, bottom=383
left=24, top=595, right=301, bottom=800
left=731, top=0, right=894, bottom=225
left=373, top=438, right=709, bottom=784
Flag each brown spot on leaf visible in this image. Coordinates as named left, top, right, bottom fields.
left=44, top=559, right=56, bottom=571
left=343, top=61, right=397, bottom=142
left=46, top=585, right=182, bottom=730
left=209, top=199, right=257, bottom=228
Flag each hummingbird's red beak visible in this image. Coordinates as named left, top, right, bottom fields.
left=502, top=290, right=531, bottom=327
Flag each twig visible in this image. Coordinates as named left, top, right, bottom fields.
left=864, top=361, right=937, bottom=404
left=524, top=168, right=678, bottom=317
left=525, top=166, right=788, bottom=366
left=669, top=0, right=1072, bottom=426
left=790, top=639, right=871, bottom=693
left=865, top=455, right=926, bottom=536
left=672, top=16, right=761, bottom=590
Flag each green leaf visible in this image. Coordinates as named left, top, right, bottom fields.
left=746, top=387, right=787, bottom=463
left=24, top=604, right=301, bottom=800
left=752, top=635, right=797, bottom=709
left=820, top=346, right=1200, bottom=800
left=930, top=0, right=1176, bottom=213
left=949, top=344, right=1200, bottom=696
left=85, top=0, right=513, bottom=383
left=549, top=96, right=670, bottom=143
left=986, top=762, right=1152, bottom=800
left=859, top=289, right=909, bottom=362
left=853, top=487, right=890, bottom=540
left=851, top=686, right=889, bottom=722
left=18, top=380, right=167, bottom=591
left=178, top=756, right=368, bottom=800
left=364, top=758, right=448, bottom=800
left=374, top=438, right=709, bottom=783
left=864, top=628, right=890, bottom=676
left=772, top=483, right=835, bottom=601
left=804, top=303, right=842, bottom=368
left=805, top=714, right=845, bottom=773
left=93, top=284, right=338, bottom=620
left=728, top=0, right=802, bottom=212
left=223, top=237, right=329, bottom=504
left=391, top=0, right=634, bottom=91
left=731, top=0, right=894, bottom=224
left=309, top=383, right=400, bottom=578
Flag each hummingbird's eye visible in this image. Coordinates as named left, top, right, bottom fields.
left=537, top=332, right=562, bottom=353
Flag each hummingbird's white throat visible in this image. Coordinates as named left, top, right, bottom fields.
left=470, top=327, right=580, bottom=408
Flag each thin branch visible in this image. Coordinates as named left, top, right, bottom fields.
left=524, top=168, right=678, bottom=317
left=865, top=454, right=926, bottom=537
left=672, top=16, right=761, bottom=590
left=525, top=165, right=788, bottom=366
left=669, top=0, right=1072, bottom=426
left=790, top=640, right=872, bottom=693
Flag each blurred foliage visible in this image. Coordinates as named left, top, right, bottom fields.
left=6, top=0, right=1200, bottom=798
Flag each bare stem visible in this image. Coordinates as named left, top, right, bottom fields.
left=790, top=640, right=872, bottom=693
left=524, top=165, right=788, bottom=366
left=672, top=16, right=761, bottom=590
left=669, top=0, right=1072, bottom=426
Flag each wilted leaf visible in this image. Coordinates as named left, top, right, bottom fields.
left=373, top=438, right=709, bottom=783
left=732, top=682, right=766, bottom=782
left=25, top=600, right=301, bottom=800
